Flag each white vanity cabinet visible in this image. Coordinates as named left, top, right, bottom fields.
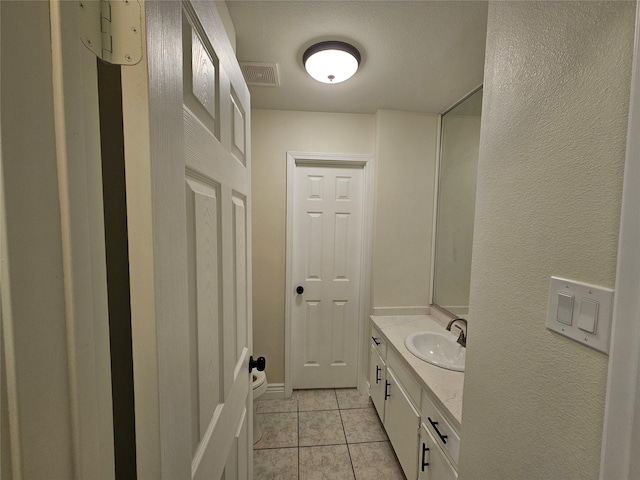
left=419, top=424, right=458, bottom=480
left=370, top=326, right=387, bottom=419
left=369, top=318, right=461, bottom=480
left=369, top=347, right=386, bottom=419
left=385, top=366, right=420, bottom=480
left=421, top=391, right=460, bottom=468
left=370, top=325, right=387, bottom=357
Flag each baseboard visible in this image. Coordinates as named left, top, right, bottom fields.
left=260, top=382, right=285, bottom=400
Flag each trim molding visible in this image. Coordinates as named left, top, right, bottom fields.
left=600, top=4, right=640, bottom=479
left=428, top=114, right=443, bottom=307
left=284, top=151, right=375, bottom=398
left=51, top=2, right=115, bottom=477
left=372, top=306, right=431, bottom=316
left=260, top=383, right=286, bottom=401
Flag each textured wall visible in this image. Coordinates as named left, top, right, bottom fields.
left=371, top=110, right=438, bottom=308
left=459, top=3, right=635, bottom=480
left=251, top=109, right=376, bottom=383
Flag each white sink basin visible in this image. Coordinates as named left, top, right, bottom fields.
left=404, top=331, right=466, bottom=372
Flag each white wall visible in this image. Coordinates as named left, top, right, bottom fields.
left=251, top=109, right=376, bottom=383
left=251, top=108, right=438, bottom=384
left=371, top=110, right=438, bottom=308
left=459, top=2, right=636, bottom=479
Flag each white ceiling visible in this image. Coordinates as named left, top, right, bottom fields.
left=226, top=1, right=489, bottom=115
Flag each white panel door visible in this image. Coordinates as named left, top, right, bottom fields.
left=120, top=1, right=252, bottom=478
left=292, top=164, right=364, bottom=388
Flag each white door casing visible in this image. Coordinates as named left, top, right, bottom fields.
left=1, top=1, right=114, bottom=478
left=286, top=152, right=374, bottom=393
left=600, top=2, right=640, bottom=479
left=120, top=1, right=252, bottom=478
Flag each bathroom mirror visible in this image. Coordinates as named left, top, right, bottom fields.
left=431, top=87, right=483, bottom=316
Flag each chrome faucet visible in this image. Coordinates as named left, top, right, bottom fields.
left=446, top=317, right=468, bottom=348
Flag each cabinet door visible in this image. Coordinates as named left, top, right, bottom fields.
left=385, top=368, right=420, bottom=480
left=418, top=424, right=458, bottom=480
left=369, top=346, right=386, bottom=421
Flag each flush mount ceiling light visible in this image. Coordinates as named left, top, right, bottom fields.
left=303, top=41, right=361, bottom=84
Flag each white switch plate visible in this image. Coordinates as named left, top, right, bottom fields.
left=546, top=276, right=614, bottom=354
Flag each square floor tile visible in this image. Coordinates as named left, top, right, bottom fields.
left=341, top=408, right=387, bottom=443
left=296, top=389, right=338, bottom=411
left=335, top=388, right=373, bottom=410
left=254, top=447, right=298, bottom=480
left=349, top=441, right=405, bottom=480
left=299, top=410, right=346, bottom=446
left=256, top=397, right=298, bottom=414
left=299, top=444, right=355, bottom=480
left=254, top=412, right=298, bottom=449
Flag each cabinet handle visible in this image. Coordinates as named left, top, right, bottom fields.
left=421, top=442, right=430, bottom=471
left=375, top=365, right=381, bottom=384
left=372, top=336, right=381, bottom=346
left=428, top=417, right=448, bottom=444
left=385, top=380, right=390, bottom=400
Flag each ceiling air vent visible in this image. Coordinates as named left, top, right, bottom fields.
left=240, top=62, right=280, bottom=87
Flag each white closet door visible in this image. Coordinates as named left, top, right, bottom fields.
left=292, top=163, right=364, bottom=388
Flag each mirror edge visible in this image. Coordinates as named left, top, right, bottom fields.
left=429, top=84, right=483, bottom=321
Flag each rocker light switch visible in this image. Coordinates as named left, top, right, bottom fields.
left=556, top=293, right=574, bottom=325
left=577, top=298, right=599, bottom=334
left=546, top=276, right=614, bottom=354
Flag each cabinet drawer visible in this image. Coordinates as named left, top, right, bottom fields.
left=387, top=348, right=421, bottom=408
left=421, top=391, right=460, bottom=467
left=370, top=325, right=387, bottom=359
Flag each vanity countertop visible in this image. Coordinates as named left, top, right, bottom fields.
left=371, top=314, right=464, bottom=428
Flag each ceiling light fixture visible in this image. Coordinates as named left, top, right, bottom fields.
left=303, top=41, right=361, bottom=84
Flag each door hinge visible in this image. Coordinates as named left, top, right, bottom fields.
left=79, top=0, right=142, bottom=65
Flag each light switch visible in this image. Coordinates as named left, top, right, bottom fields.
left=577, top=298, right=599, bottom=334
left=546, top=276, right=614, bottom=354
left=556, top=293, right=574, bottom=325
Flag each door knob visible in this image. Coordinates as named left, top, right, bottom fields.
left=249, top=356, right=266, bottom=372
left=296, top=286, right=304, bottom=294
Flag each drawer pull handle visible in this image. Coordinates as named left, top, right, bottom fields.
left=421, top=442, right=430, bottom=471
left=428, top=417, right=448, bottom=444
left=385, top=380, right=390, bottom=400
left=372, top=336, right=381, bottom=346
left=375, top=365, right=381, bottom=384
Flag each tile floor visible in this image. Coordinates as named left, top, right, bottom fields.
left=254, top=388, right=406, bottom=479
